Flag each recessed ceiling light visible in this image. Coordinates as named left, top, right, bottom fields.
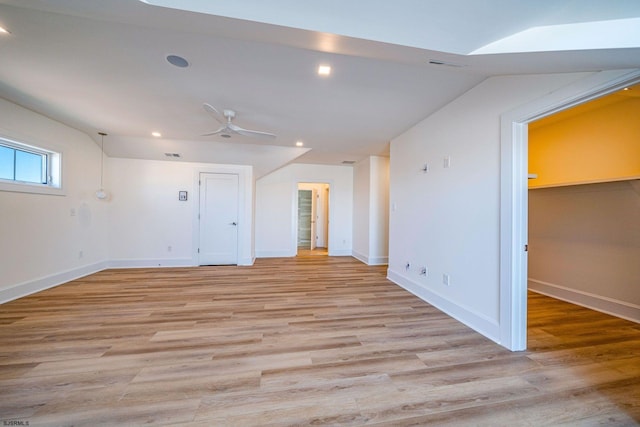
left=151, top=131, right=162, bottom=137
left=318, top=65, right=331, bottom=76
left=166, top=54, right=189, bottom=68
left=0, top=26, right=10, bottom=34
left=296, top=141, right=304, bottom=147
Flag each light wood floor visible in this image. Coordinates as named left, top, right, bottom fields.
left=297, top=248, right=329, bottom=256
left=1, top=256, right=639, bottom=426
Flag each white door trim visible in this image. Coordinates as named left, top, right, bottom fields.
left=310, top=188, right=318, bottom=250
left=293, top=181, right=333, bottom=256
left=198, top=172, right=239, bottom=265
left=192, top=165, right=254, bottom=266
left=499, top=69, right=640, bottom=351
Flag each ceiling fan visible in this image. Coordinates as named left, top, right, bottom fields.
left=202, top=103, right=276, bottom=139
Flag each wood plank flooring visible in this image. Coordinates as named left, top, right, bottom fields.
left=1, top=255, right=639, bottom=426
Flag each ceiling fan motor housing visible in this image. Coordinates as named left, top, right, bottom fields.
left=202, top=103, right=276, bottom=139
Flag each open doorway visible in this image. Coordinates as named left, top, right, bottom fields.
left=297, top=182, right=329, bottom=256
left=527, top=83, right=640, bottom=328
left=499, top=70, right=640, bottom=351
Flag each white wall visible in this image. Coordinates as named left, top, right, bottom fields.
left=108, top=158, right=254, bottom=267
left=353, top=156, right=389, bottom=265
left=370, top=156, right=389, bottom=264
left=388, top=72, right=594, bottom=345
left=352, top=158, right=371, bottom=259
left=0, top=96, right=258, bottom=304
left=255, top=163, right=353, bottom=257
left=0, top=98, right=109, bottom=302
left=528, top=180, right=640, bottom=321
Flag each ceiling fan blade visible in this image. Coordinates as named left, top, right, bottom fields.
left=235, top=128, right=277, bottom=139
left=203, top=103, right=225, bottom=125
left=201, top=126, right=225, bottom=136
left=228, top=123, right=276, bottom=139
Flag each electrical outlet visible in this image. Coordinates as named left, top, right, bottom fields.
left=444, top=156, right=451, bottom=168
left=420, top=267, right=428, bottom=276
left=443, top=273, right=450, bottom=286
left=167, top=245, right=172, bottom=252
left=78, top=250, right=83, bottom=259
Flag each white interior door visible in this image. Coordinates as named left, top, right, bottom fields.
left=310, top=188, right=318, bottom=250
left=199, top=173, right=239, bottom=265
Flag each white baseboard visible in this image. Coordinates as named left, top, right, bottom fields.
left=255, top=250, right=296, bottom=258
left=368, top=256, right=389, bottom=265
left=387, top=268, right=501, bottom=346
left=238, top=256, right=255, bottom=266
left=257, top=249, right=355, bottom=258
left=108, top=258, right=195, bottom=269
left=352, top=250, right=388, bottom=266
left=0, top=261, right=109, bottom=304
left=352, top=250, right=368, bottom=264
left=528, top=279, right=640, bottom=324
left=328, top=249, right=352, bottom=256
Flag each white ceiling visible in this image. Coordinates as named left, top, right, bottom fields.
left=1, top=0, right=639, bottom=177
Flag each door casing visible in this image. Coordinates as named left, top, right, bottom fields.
left=198, top=172, right=239, bottom=265
left=499, top=70, right=640, bottom=351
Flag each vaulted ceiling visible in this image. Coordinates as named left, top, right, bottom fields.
left=1, top=0, right=639, bottom=177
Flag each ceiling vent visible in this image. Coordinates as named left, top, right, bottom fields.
left=342, top=160, right=356, bottom=165
left=428, top=59, right=466, bottom=68
left=164, top=153, right=181, bottom=158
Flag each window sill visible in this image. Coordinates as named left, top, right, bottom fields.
left=0, top=181, right=65, bottom=196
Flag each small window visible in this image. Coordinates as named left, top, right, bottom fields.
left=0, top=136, right=62, bottom=195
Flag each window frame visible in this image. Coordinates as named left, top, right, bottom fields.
left=0, top=135, right=64, bottom=196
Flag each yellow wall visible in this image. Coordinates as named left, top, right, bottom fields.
left=529, top=94, right=640, bottom=188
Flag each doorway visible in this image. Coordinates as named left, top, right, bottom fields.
left=500, top=70, right=640, bottom=351
left=297, top=183, right=329, bottom=256
left=198, top=172, right=239, bottom=265
left=526, top=84, right=640, bottom=331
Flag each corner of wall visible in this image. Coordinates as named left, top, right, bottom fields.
left=387, top=267, right=501, bottom=344
left=353, top=250, right=388, bottom=266
left=0, top=261, right=109, bottom=304
left=529, top=279, right=640, bottom=324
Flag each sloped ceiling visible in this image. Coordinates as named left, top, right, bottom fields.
left=0, top=0, right=639, bottom=177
